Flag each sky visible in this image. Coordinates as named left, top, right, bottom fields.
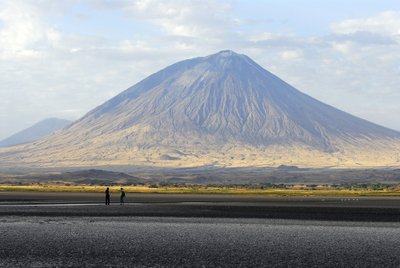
left=1, top=0, right=400, bottom=140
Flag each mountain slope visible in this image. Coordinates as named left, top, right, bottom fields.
left=0, top=51, right=399, bottom=168
left=70, top=50, right=399, bottom=149
left=0, top=118, right=72, bottom=147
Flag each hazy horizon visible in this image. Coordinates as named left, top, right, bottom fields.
left=1, top=0, right=400, bottom=140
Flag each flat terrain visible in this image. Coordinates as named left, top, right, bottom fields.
left=1, top=192, right=400, bottom=221
left=1, top=192, right=400, bottom=267
left=1, top=217, right=400, bottom=267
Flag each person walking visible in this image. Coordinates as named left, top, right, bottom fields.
left=105, top=187, right=110, bottom=205
left=120, top=187, right=125, bottom=205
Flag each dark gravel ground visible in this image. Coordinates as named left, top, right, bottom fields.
left=1, top=192, right=400, bottom=221
left=1, top=192, right=400, bottom=267
left=2, top=192, right=400, bottom=207
left=1, top=217, right=400, bottom=267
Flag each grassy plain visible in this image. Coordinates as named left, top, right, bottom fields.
left=1, top=185, right=400, bottom=197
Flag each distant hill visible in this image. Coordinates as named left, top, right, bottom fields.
left=0, top=51, right=399, bottom=169
left=0, top=118, right=72, bottom=147
left=0, top=169, right=144, bottom=185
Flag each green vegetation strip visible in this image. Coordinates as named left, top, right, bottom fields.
left=1, top=185, right=400, bottom=197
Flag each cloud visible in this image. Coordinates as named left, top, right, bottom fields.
left=280, top=50, right=304, bottom=61
left=329, top=31, right=396, bottom=46
left=332, top=11, right=400, bottom=36
left=0, top=1, right=43, bottom=59
left=86, top=0, right=235, bottom=40
left=120, top=0, right=234, bottom=37
left=0, top=0, right=75, bottom=59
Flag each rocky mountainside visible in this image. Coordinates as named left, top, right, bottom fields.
left=0, top=118, right=72, bottom=147
left=1, top=51, right=399, bottom=168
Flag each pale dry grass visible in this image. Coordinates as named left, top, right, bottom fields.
left=1, top=136, right=399, bottom=169
left=1, top=185, right=400, bottom=197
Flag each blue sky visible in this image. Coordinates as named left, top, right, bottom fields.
left=0, top=0, right=400, bottom=139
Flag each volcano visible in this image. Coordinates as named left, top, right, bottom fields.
left=1, top=50, right=399, bottom=168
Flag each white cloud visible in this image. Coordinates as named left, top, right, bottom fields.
left=121, top=0, right=233, bottom=37
left=332, top=11, right=400, bottom=36
left=0, top=1, right=42, bottom=59
left=0, top=0, right=67, bottom=59
left=331, top=41, right=354, bottom=54
left=280, top=50, right=303, bottom=61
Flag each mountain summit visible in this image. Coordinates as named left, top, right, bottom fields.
left=1, top=50, right=399, bottom=168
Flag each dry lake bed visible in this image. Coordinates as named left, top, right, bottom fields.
left=1, top=192, right=400, bottom=267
